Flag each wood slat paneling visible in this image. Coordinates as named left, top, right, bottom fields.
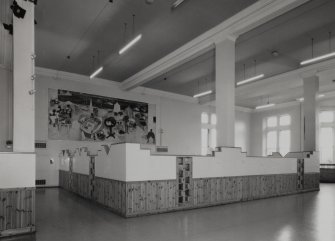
left=59, top=171, right=126, bottom=216
left=126, top=173, right=316, bottom=216
left=304, top=173, right=320, bottom=190
left=60, top=170, right=319, bottom=217
left=126, top=180, right=177, bottom=217
left=0, top=188, right=35, bottom=237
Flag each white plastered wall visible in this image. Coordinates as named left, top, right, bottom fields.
left=0, top=153, right=35, bottom=188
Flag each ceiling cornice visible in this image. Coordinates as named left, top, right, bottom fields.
left=121, top=0, right=310, bottom=91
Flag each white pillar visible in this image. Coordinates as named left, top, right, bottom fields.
left=215, top=37, right=236, bottom=147
left=13, top=0, right=35, bottom=152
left=302, top=73, right=319, bottom=152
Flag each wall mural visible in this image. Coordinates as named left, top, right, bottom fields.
left=48, top=89, right=156, bottom=144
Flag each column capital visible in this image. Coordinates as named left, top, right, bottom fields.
left=214, top=33, right=238, bottom=45
left=300, top=70, right=319, bottom=79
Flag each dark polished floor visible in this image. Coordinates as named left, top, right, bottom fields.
left=4, top=184, right=335, bottom=241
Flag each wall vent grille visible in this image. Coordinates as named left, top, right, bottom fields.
left=36, top=179, right=46, bottom=185
left=156, top=146, right=168, bottom=152
left=35, top=142, right=47, bottom=148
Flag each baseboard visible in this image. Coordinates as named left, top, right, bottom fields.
left=36, top=186, right=59, bottom=189
left=0, top=226, right=36, bottom=238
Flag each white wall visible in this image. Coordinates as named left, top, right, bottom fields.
left=235, top=109, right=251, bottom=153
left=193, top=148, right=298, bottom=178
left=0, top=153, right=35, bottom=188
left=125, top=144, right=176, bottom=181
left=123, top=144, right=319, bottom=181
left=95, top=144, right=126, bottom=181
left=160, top=99, right=209, bottom=155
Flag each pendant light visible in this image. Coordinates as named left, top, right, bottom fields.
left=255, top=96, right=275, bottom=110
left=193, top=62, right=213, bottom=98
left=119, top=14, right=142, bottom=55
left=237, top=60, right=265, bottom=86
left=90, top=51, right=103, bottom=79
left=301, top=33, right=335, bottom=65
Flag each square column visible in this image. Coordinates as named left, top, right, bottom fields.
left=13, top=0, right=35, bottom=152
left=215, top=37, right=236, bottom=147
left=302, top=74, right=319, bottom=152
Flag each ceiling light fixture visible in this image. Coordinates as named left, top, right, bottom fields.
left=300, top=52, right=335, bottom=65
left=172, top=0, right=187, bottom=9
left=238, top=60, right=264, bottom=86
left=301, top=33, right=335, bottom=65
left=255, top=103, right=275, bottom=110
left=237, top=74, right=265, bottom=86
left=119, top=34, right=142, bottom=55
left=296, top=94, right=325, bottom=102
left=255, top=96, right=275, bottom=110
left=271, top=50, right=279, bottom=57
left=90, top=66, right=103, bottom=79
left=193, top=90, right=212, bottom=98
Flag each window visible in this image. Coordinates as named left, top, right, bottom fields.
left=201, top=112, right=216, bottom=155
left=210, top=114, right=217, bottom=125
left=266, top=131, right=277, bottom=156
left=267, top=116, right=277, bottom=127
left=319, top=110, right=335, bottom=164
left=279, top=130, right=291, bottom=156
left=210, top=129, right=217, bottom=149
left=263, top=114, right=291, bottom=156
left=279, top=115, right=291, bottom=126
left=201, top=112, right=209, bottom=124
left=201, top=128, right=208, bottom=156
left=320, top=111, right=334, bottom=123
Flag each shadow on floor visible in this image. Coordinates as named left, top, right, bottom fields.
left=0, top=234, right=36, bottom=241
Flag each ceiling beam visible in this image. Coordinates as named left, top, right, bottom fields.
left=121, top=0, right=310, bottom=91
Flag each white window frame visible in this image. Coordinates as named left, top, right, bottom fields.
left=319, top=108, right=335, bottom=164
left=201, top=112, right=216, bottom=155
left=263, top=114, right=291, bottom=156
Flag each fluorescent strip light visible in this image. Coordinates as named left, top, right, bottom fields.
left=172, top=0, right=186, bottom=9
left=255, top=103, right=275, bottom=110
left=296, top=94, right=325, bottom=102
left=193, top=90, right=213, bottom=98
left=236, top=74, right=265, bottom=86
left=300, top=51, right=335, bottom=65
left=89, top=66, right=103, bottom=79
left=118, top=34, right=142, bottom=55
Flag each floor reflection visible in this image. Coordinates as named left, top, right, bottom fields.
left=4, top=184, right=335, bottom=241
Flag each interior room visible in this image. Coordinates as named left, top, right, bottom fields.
left=0, top=0, right=334, bottom=240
